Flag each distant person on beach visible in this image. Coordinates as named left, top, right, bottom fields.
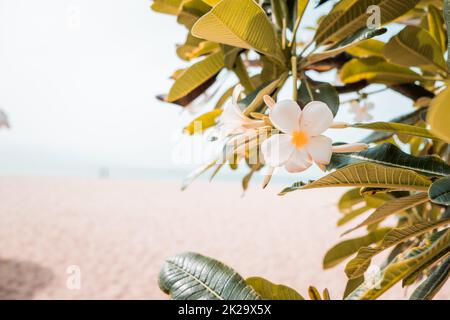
left=0, top=110, right=10, bottom=129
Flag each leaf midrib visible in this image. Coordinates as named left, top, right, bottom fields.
left=339, top=153, right=447, bottom=177
left=168, top=260, right=224, bottom=300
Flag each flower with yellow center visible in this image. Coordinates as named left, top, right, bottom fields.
left=350, top=100, right=374, bottom=122
left=261, top=97, right=368, bottom=173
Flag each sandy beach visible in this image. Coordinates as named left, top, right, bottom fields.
left=0, top=176, right=448, bottom=300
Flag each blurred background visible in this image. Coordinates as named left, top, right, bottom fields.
left=1, top=0, right=444, bottom=300
left=0, top=0, right=412, bottom=180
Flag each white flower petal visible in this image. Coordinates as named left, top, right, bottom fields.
left=300, top=101, right=334, bottom=136
left=261, top=134, right=295, bottom=167
left=284, top=148, right=312, bottom=173
left=269, top=100, right=302, bottom=134
left=306, top=135, right=332, bottom=165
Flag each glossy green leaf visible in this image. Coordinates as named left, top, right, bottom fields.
left=298, top=80, right=340, bottom=117
left=338, top=188, right=364, bottom=213
left=429, top=176, right=450, bottom=205
left=351, top=122, right=438, bottom=140
left=191, top=0, right=284, bottom=64
left=342, top=193, right=429, bottom=236
left=246, top=277, right=304, bottom=300
left=159, top=252, right=261, bottom=300
left=347, top=229, right=450, bottom=300
left=338, top=205, right=372, bottom=226
left=307, top=28, right=386, bottom=64
left=427, top=85, right=450, bottom=143
left=151, top=0, right=183, bottom=15
left=177, top=0, right=211, bottom=29
left=346, top=39, right=385, bottom=58
left=340, top=57, right=423, bottom=85
left=328, top=143, right=450, bottom=177
left=280, top=163, right=432, bottom=195
left=315, top=0, right=420, bottom=45
left=177, top=35, right=220, bottom=61
left=202, top=0, right=220, bottom=5
left=445, top=0, right=450, bottom=68
left=323, top=228, right=391, bottom=269
left=360, top=109, right=426, bottom=144
left=383, top=25, right=448, bottom=72
left=168, top=51, right=224, bottom=102
left=345, top=218, right=450, bottom=279
left=427, top=5, right=447, bottom=52
left=410, top=256, right=450, bottom=300
left=308, top=286, right=322, bottom=300
left=184, top=109, right=223, bottom=135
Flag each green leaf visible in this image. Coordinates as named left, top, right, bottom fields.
left=306, top=28, right=386, bottom=64
left=215, top=86, right=236, bottom=109
left=445, top=0, right=450, bottom=68
left=342, top=193, right=429, bottom=236
left=429, top=176, right=450, bottom=206
left=402, top=234, right=450, bottom=286
left=338, top=205, right=372, bottom=226
left=323, top=228, right=391, bottom=269
left=241, top=77, right=286, bottom=115
left=340, top=57, right=423, bottom=85
left=347, top=229, right=450, bottom=300
left=383, top=25, right=448, bottom=72
left=328, top=143, right=450, bottom=177
left=246, top=277, right=304, bottom=300
left=296, top=0, right=310, bottom=25
left=338, top=188, right=364, bottom=213
left=159, top=252, right=261, bottom=300
left=351, top=122, right=438, bottom=140
left=191, top=0, right=284, bottom=64
left=202, top=0, right=220, bottom=5
left=184, top=109, right=223, bottom=135
left=151, top=0, right=183, bottom=15
left=346, top=39, right=385, bottom=58
left=314, top=0, right=420, bottom=45
left=177, top=0, right=211, bottom=29
left=427, top=5, right=447, bottom=52
left=280, top=163, right=432, bottom=195
left=360, top=109, right=426, bottom=144
left=298, top=80, right=340, bottom=117
left=427, top=85, right=450, bottom=143
left=177, top=34, right=220, bottom=61
left=168, top=51, right=224, bottom=102
left=308, top=286, right=322, bottom=300
left=343, top=276, right=364, bottom=299
left=410, top=256, right=450, bottom=300
left=345, top=218, right=450, bottom=279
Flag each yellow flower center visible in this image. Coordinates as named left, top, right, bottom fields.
left=291, top=131, right=309, bottom=149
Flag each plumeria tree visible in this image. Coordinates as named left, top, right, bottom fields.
left=152, top=0, right=450, bottom=300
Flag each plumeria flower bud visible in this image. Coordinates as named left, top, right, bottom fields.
left=219, top=85, right=265, bottom=137
left=260, top=96, right=368, bottom=173
left=349, top=100, right=374, bottom=122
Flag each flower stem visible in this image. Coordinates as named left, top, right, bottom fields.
left=302, top=74, right=315, bottom=101
left=291, top=56, right=298, bottom=101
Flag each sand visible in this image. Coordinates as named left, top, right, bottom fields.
left=0, top=176, right=448, bottom=300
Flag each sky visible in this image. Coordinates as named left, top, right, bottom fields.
left=0, top=0, right=414, bottom=179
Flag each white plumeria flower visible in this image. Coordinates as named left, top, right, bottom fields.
left=0, top=110, right=10, bottom=129
left=349, top=100, right=374, bottom=123
left=219, top=85, right=264, bottom=137
left=261, top=99, right=334, bottom=173
left=261, top=97, right=368, bottom=173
